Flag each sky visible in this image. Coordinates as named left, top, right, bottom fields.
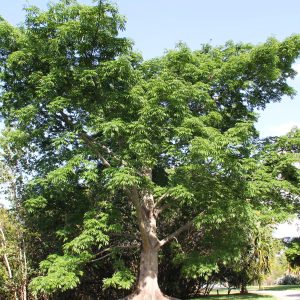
left=0, top=0, right=300, bottom=236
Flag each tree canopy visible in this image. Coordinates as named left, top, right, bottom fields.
left=0, top=1, right=300, bottom=299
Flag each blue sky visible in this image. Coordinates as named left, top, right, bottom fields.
left=3, top=0, right=300, bottom=58
left=1, top=0, right=300, bottom=234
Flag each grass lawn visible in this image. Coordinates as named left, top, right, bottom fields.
left=191, top=293, right=275, bottom=300
left=190, top=289, right=276, bottom=300
left=260, top=284, right=300, bottom=291
left=190, top=285, right=300, bottom=299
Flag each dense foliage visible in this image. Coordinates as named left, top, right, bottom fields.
left=0, top=0, right=300, bottom=299
left=285, top=237, right=300, bottom=271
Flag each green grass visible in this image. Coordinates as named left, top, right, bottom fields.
left=259, top=284, right=300, bottom=291
left=191, top=293, right=275, bottom=300
left=190, top=284, right=300, bottom=299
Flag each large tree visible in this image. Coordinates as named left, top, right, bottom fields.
left=0, top=1, right=300, bottom=299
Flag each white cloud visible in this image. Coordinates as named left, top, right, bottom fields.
left=262, top=121, right=300, bottom=137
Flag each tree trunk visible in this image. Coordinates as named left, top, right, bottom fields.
left=127, top=247, right=164, bottom=300
left=124, top=245, right=179, bottom=300
left=0, top=226, right=13, bottom=279
left=240, top=283, right=248, bottom=294
left=124, top=184, right=180, bottom=300
left=20, top=243, right=28, bottom=300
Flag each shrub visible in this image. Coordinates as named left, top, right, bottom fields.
left=276, top=274, right=300, bottom=285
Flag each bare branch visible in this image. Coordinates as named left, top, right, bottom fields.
left=95, top=242, right=140, bottom=257
left=78, top=131, right=111, bottom=168
left=58, top=112, right=111, bottom=167
left=89, top=253, right=111, bottom=263
left=90, top=242, right=141, bottom=263
left=0, top=225, right=13, bottom=279
left=154, top=193, right=168, bottom=209
left=158, top=220, right=194, bottom=248
left=155, top=203, right=172, bottom=217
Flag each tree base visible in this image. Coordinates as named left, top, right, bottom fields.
left=121, top=289, right=181, bottom=300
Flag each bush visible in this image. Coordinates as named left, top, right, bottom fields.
left=276, top=275, right=300, bottom=285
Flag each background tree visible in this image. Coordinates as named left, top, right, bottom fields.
left=0, top=148, right=29, bottom=300
left=0, top=207, right=28, bottom=300
left=220, top=218, right=278, bottom=294
left=285, top=238, right=300, bottom=273
left=0, top=1, right=300, bottom=299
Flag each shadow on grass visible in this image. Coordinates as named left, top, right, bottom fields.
left=262, top=285, right=300, bottom=291
left=191, top=293, right=275, bottom=300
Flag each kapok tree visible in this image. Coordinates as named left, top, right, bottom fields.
left=0, top=1, right=300, bottom=299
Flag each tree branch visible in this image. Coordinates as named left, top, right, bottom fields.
left=154, top=193, right=168, bottom=209
left=154, top=203, right=172, bottom=217
left=90, top=242, right=141, bottom=263
left=78, top=131, right=111, bottom=168
left=0, top=225, right=13, bottom=279
left=89, top=253, right=111, bottom=263
left=95, top=242, right=141, bottom=257
left=158, top=220, right=194, bottom=248
left=58, top=112, right=111, bottom=167
left=126, top=187, right=148, bottom=240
